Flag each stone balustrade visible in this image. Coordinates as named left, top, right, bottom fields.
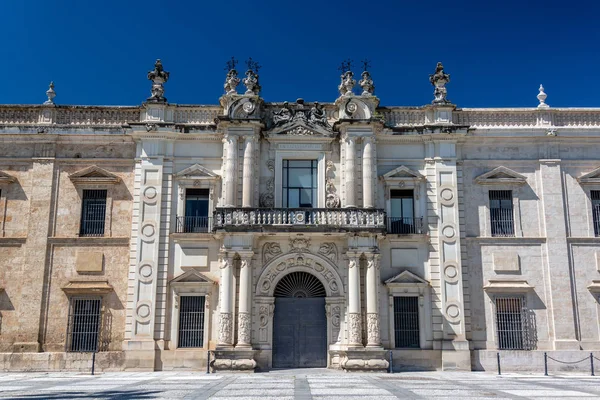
left=2, top=104, right=600, bottom=130
left=213, top=208, right=386, bottom=231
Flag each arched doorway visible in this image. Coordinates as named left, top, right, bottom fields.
left=272, top=272, right=327, bottom=368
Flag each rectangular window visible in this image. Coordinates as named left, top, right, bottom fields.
left=183, top=188, right=210, bottom=233
left=178, top=296, right=205, bottom=348
left=489, top=190, right=514, bottom=237
left=67, top=297, right=101, bottom=352
left=79, top=189, right=107, bottom=236
left=592, top=190, right=600, bottom=236
left=495, top=296, right=525, bottom=350
left=389, top=190, right=416, bottom=234
left=282, top=160, right=318, bottom=208
left=393, top=296, right=420, bottom=348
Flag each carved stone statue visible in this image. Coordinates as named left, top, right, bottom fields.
left=147, top=59, right=170, bottom=103
left=243, top=69, right=261, bottom=95
left=308, top=102, right=328, bottom=126
left=273, top=102, right=292, bottom=125
left=224, top=69, right=240, bottom=95
left=359, top=71, right=375, bottom=96
left=338, top=71, right=356, bottom=96
left=429, top=62, right=450, bottom=104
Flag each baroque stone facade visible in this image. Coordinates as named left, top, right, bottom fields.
left=0, top=61, right=599, bottom=372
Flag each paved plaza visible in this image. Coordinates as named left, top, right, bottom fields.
left=0, top=370, right=599, bottom=399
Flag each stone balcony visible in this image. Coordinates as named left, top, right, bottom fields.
left=213, top=208, right=387, bottom=233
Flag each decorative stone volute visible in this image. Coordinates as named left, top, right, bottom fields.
left=147, top=59, right=170, bottom=103
left=537, top=84, right=549, bottom=108
left=429, top=62, right=451, bottom=104
left=43, top=81, right=56, bottom=105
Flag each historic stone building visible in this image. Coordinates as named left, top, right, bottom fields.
left=0, top=60, right=599, bottom=372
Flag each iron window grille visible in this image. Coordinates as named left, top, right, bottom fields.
left=178, top=296, right=205, bottom=348
left=494, top=296, right=535, bottom=350
left=489, top=190, right=514, bottom=237
left=393, top=296, right=420, bottom=348
left=592, top=190, right=600, bottom=237
left=67, top=297, right=102, bottom=352
left=79, top=189, right=107, bottom=237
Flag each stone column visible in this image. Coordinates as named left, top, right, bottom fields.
left=362, top=136, right=375, bottom=208
left=365, top=253, right=381, bottom=347
left=241, top=136, right=256, bottom=208
left=223, top=135, right=238, bottom=207
left=347, top=253, right=362, bottom=346
left=218, top=254, right=234, bottom=347
left=236, top=253, right=253, bottom=347
left=343, top=134, right=357, bottom=208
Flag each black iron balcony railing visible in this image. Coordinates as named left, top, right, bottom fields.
left=175, top=216, right=211, bottom=233
left=386, top=217, right=424, bottom=235
left=213, top=207, right=386, bottom=231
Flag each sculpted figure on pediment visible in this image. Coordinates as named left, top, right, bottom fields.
left=308, top=102, right=328, bottom=127
left=273, top=102, right=292, bottom=126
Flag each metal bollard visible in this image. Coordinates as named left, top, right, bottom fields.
left=206, top=350, right=211, bottom=374
left=544, top=352, right=548, bottom=376
left=591, top=353, right=595, bottom=377
left=91, top=351, right=96, bottom=376
left=497, top=352, right=501, bottom=375
left=389, top=350, right=393, bottom=374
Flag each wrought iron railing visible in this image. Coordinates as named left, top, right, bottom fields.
left=175, top=216, right=211, bottom=233
left=386, top=217, right=423, bottom=235
left=213, top=208, right=386, bottom=230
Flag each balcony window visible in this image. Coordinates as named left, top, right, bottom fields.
left=592, top=190, right=600, bottom=236
left=389, top=189, right=417, bottom=234
left=282, top=160, right=317, bottom=208
left=489, top=190, right=514, bottom=237
left=181, top=189, right=209, bottom=233
left=79, top=189, right=107, bottom=237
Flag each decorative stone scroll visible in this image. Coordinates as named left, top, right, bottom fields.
left=262, top=242, right=282, bottom=264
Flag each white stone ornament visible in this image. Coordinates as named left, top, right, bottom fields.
left=429, top=62, right=450, bottom=104
left=338, top=71, right=356, bottom=96
left=224, top=69, right=240, bottom=95
left=537, top=84, right=549, bottom=108
left=44, top=82, right=56, bottom=105
left=147, top=59, right=169, bottom=103
left=359, top=71, right=375, bottom=96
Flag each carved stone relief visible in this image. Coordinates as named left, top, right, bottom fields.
left=218, top=312, right=233, bottom=345
left=259, top=159, right=275, bottom=207
left=318, top=243, right=338, bottom=263
left=289, top=237, right=311, bottom=253
left=347, top=312, right=362, bottom=344
left=367, top=313, right=380, bottom=345
left=238, top=312, right=251, bottom=345
left=262, top=242, right=283, bottom=265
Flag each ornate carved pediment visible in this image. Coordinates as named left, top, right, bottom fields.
left=174, top=164, right=220, bottom=181
left=0, top=171, right=16, bottom=185
left=382, top=165, right=425, bottom=181
left=385, top=270, right=429, bottom=287
left=266, top=101, right=333, bottom=137
left=475, top=166, right=527, bottom=185
left=577, top=167, right=600, bottom=185
left=69, top=166, right=120, bottom=185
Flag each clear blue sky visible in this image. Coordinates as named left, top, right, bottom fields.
left=1, top=0, right=598, bottom=108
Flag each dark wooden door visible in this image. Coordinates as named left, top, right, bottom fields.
left=272, top=297, right=327, bottom=368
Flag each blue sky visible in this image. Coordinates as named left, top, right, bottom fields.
left=1, top=0, right=598, bottom=107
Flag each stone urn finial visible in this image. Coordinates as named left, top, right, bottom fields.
left=44, top=81, right=56, bottom=105
left=147, top=59, right=170, bottom=103
left=429, top=62, right=451, bottom=104
left=223, top=57, right=240, bottom=95
left=337, top=59, right=355, bottom=96
left=243, top=58, right=261, bottom=95
left=537, top=84, right=549, bottom=108
left=359, top=71, right=375, bottom=96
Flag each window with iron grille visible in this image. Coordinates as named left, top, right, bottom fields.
left=67, top=297, right=101, bottom=352
left=393, top=296, right=420, bottom=348
left=178, top=296, right=205, bottom=348
left=592, top=191, right=600, bottom=236
left=79, top=189, right=107, bottom=236
left=495, top=296, right=527, bottom=350
left=489, top=190, right=514, bottom=237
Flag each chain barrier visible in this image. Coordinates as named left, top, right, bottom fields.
left=544, top=352, right=596, bottom=376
